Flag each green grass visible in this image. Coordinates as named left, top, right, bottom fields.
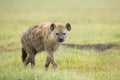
left=0, top=0, right=120, bottom=80
left=0, top=49, right=120, bottom=80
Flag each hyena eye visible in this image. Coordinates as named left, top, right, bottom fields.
left=56, top=33, right=59, bottom=35
left=63, top=33, right=66, bottom=35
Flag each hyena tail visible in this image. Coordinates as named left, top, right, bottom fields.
left=22, top=48, right=27, bottom=63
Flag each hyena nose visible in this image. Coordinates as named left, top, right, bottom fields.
left=58, top=38, right=64, bottom=42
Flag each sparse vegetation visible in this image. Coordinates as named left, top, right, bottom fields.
left=0, top=0, right=120, bottom=80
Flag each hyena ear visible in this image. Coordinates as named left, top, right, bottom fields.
left=65, top=23, right=71, bottom=31
left=50, top=23, right=56, bottom=31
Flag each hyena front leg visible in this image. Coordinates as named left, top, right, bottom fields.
left=45, top=56, right=51, bottom=71
left=48, top=52, right=59, bottom=70
left=45, top=52, right=59, bottom=71
left=50, top=54, right=59, bottom=70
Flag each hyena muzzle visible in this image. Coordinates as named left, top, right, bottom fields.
left=21, top=22, right=71, bottom=70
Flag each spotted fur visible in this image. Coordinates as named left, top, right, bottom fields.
left=21, top=22, right=71, bottom=70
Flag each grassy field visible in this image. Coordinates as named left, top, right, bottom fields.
left=0, top=0, right=120, bottom=80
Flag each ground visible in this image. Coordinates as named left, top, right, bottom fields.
left=0, top=0, right=120, bottom=80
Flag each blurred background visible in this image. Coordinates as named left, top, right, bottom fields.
left=1, top=0, right=120, bottom=24
left=0, top=0, right=120, bottom=80
left=0, top=0, right=120, bottom=44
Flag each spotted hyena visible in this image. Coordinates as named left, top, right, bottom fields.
left=21, top=22, right=71, bottom=70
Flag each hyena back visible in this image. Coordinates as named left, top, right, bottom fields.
left=21, top=22, right=71, bottom=70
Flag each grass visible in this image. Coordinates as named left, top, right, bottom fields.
left=0, top=49, right=120, bottom=80
left=0, top=0, right=120, bottom=80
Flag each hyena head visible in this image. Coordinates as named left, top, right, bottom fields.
left=50, top=23, right=71, bottom=43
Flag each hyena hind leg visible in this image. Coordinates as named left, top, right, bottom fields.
left=31, top=54, right=36, bottom=68
left=22, top=48, right=27, bottom=63
left=24, top=54, right=36, bottom=68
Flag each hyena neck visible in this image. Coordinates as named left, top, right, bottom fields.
left=48, top=34, right=57, bottom=43
left=49, top=39, right=60, bottom=45
left=44, top=38, right=60, bottom=50
left=43, top=35, right=59, bottom=45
